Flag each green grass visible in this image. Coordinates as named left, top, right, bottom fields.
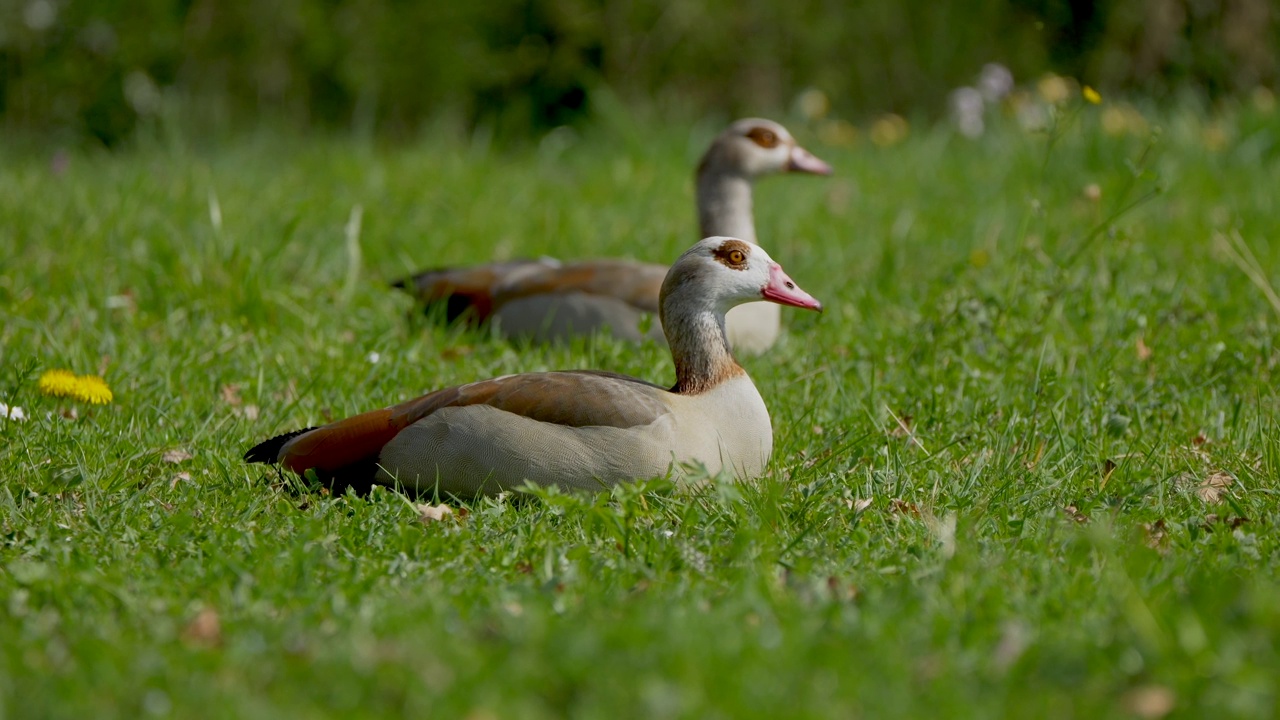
left=2, top=102, right=1280, bottom=719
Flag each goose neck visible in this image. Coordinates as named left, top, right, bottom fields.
left=661, top=297, right=743, bottom=395
left=696, top=171, right=757, bottom=244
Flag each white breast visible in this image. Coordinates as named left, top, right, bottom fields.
left=666, top=374, right=773, bottom=479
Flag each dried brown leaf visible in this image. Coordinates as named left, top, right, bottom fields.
left=1200, top=514, right=1249, bottom=533
left=416, top=503, right=453, bottom=522
left=825, top=576, right=860, bottom=603
left=1121, top=685, right=1175, bottom=719
left=170, top=472, right=192, bottom=490
left=1135, top=335, right=1152, bottom=361
left=1064, top=505, right=1089, bottom=524
left=220, top=384, right=242, bottom=406
left=889, top=499, right=920, bottom=517
left=183, top=607, right=222, bottom=647
left=1197, top=472, right=1233, bottom=504
left=416, top=503, right=468, bottom=524
left=1142, top=519, right=1168, bottom=551
left=162, top=449, right=193, bottom=464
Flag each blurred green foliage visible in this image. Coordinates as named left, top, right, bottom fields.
left=0, top=0, right=1276, bottom=144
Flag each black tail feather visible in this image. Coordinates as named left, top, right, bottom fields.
left=244, top=427, right=319, bottom=464
left=389, top=269, right=481, bottom=324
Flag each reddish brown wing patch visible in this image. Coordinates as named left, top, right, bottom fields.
left=392, top=261, right=546, bottom=322
left=494, top=260, right=666, bottom=314
left=711, top=239, right=752, bottom=271
left=279, top=407, right=404, bottom=475
left=745, top=126, right=780, bottom=149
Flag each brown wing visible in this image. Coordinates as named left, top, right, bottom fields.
left=392, top=258, right=666, bottom=323
left=274, top=371, right=671, bottom=477
left=391, top=259, right=558, bottom=323
left=493, top=260, right=668, bottom=315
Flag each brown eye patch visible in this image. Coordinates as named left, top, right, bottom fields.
left=745, top=127, right=780, bottom=149
left=712, top=239, right=752, bottom=270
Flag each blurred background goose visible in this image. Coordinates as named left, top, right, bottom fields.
left=249, top=237, right=823, bottom=496
left=394, top=118, right=830, bottom=354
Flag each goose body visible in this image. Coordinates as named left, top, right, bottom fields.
left=248, top=237, right=822, bottom=496
left=394, top=119, right=830, bottom=353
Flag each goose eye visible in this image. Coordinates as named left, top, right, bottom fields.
left=745, top=127, right=779, bottom=148
left=713, top=241, right=751, bottom=270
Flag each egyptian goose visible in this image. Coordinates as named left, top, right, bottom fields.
left=393, top=118, right=830, bottom=354
left=247, top=237, right=822, bottom=496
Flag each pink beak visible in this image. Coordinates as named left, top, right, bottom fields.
left=761, top=263, right=823, bottom=312
left=787, top=145, right=833, bottom=175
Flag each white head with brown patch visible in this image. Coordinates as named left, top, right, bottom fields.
left=661, top=237, right=821, bottom=393
left=662, top=237, right=822, bottom=316
left=700, top=118, right=833, bottom=180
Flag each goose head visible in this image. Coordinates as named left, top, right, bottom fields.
left=660, top=237, right=821, bottom=393
left=661, top=237, right=822, bottom=322
left=700, top=118, right=833, bottom=180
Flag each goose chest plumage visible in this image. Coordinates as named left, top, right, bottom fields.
left=393, top=118, right=830, bottom=354
left=247, top=237, right=822, bottom=496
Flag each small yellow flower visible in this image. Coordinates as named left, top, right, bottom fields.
left=38, top=369, right=114, bottom=404
left=38, top=369, right=78, bottom=396
left=72, top=375, right=113, bottom=404
left=796, top=87, right=830, bottom=121
left=817, top=118, right=859, bottom=147
left=1083, top=86, right=1102, bottom=104
left=869, top=114, right=909, bottom=147
left=1037, top=74, right=1071, bottom=105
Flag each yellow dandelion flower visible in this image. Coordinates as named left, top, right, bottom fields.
left=38, top=369, right=79, bottom=396
left=1036, top=74, right=1071, bottom=105
left=869, top=114, right=909, bottom=147
left=72, top=375, right=113, bottom=404
left=796, top=87, right=830, bottom=121
left=38, top=369, right=114, bottom=404
left=817, top=118, right=858, bottom=148
left=1083, top=86, right=1102, bottom=104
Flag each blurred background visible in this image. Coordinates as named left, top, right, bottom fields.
left=0, top=0, right=1275, bottom=146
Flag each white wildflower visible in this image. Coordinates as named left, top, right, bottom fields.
left=0, top=403, right=27, bottom=422
left=978, top=63, right=1014, bottom=102
left=950, top=86, right=986, bottom=138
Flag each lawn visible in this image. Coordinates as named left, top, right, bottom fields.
left=2, top=100, right=1279, bottom=718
